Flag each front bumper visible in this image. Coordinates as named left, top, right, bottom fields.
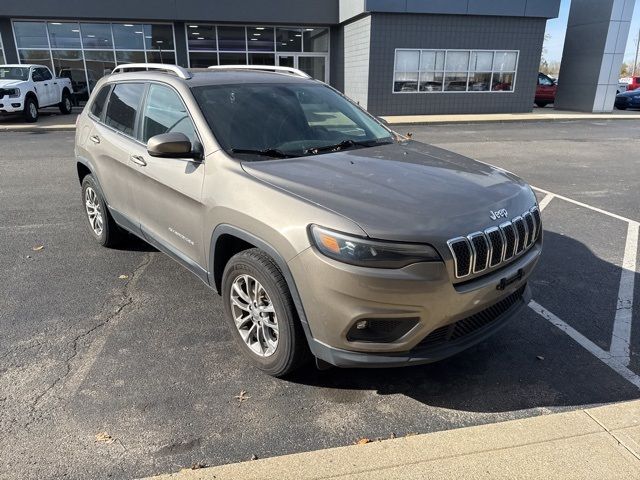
left=0, top=97, right=24, bottom=113
left=288, top=238, right=541, bottom=368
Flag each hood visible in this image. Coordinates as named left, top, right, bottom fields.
left=0, top=79, right=25, bottom=88
left=618, top=90, right=640, bottom=98
left=242, top=141, right=537, bottom=243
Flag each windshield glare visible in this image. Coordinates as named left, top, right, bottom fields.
left=191, top=83, right=393, bottom=158
left=0, top=67, right=30, bottom=81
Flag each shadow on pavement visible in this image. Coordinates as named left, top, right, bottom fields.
left=286, top=230, right=640, bottom=412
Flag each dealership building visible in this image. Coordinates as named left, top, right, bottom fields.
left=0, top=0, right=562, bottom=115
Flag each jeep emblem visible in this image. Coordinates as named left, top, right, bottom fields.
left=489, top=208, right=508, bottom=220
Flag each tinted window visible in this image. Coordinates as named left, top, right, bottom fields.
left=141, top=84, right=197, bottom=144
left=90, top=85, right=111, bottom=119
left=104, top=83, right=145, bottom=136
left=38, top=67, right=52, bottom=81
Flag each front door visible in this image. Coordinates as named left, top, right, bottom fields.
left=277, top=54, right=327, bottom=82
left=132, top=82, right=206, bottom=272
left=32, top=67, right=55, bottom=106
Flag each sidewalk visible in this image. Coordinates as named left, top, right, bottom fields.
left=382, top=108, right=640, bottom=125
left=0, top=110, right=77, bottom=131
left=146, top=399, right=640, bottom=480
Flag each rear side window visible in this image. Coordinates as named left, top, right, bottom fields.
left=141, top=84, right=197, bottom=144
left=104, top=83, right=145, bottom=137
left=89, top=86, right=110, bottom=119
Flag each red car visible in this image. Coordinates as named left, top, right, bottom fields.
left=535, top=72, right=557, bottom=108
left=628, top=76, right=640, bottom=92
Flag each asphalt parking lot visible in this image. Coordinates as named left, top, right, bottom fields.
left=1, top=120, right=638, bottom=479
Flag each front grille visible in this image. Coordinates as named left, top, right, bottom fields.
left=448, top=206, right=540, bottom=279
left=415, top=284, right=526, bottom=350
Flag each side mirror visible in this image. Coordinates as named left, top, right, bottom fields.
left=147, top=132, right=201, bottom=159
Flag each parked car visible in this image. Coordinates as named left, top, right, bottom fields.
left=615, top=90, right=640, bottom=110
left=76, top=63, right=542, bottom=377
left=535, top=72, right=557, bottom=107
left=627, top=76, right=640, bottom=92
left=0, top=64, right=74, bottom=122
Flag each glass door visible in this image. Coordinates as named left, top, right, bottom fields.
left=277, top=54, right=327, bottom=82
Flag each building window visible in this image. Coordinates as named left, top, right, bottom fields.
left=393, top=49, right=519, bottom=93
left=0, top=35, right=4, bottom=64
left=185, top=24, right=329, bottom=82
left=12, top=20, right=176, bottom=101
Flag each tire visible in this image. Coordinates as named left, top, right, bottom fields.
left=81, top=174, right=125, bottom=248
left=222, top=248, right=310, bottom=377
left=23, top=96, right=38, bottom=123
left=59, top=90, right=73, bottom=114
left=616, top=105, right=627, bottom=110
left=535, top=101, right=548, bottom=108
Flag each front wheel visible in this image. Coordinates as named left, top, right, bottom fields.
left=59, top=91, right=73, bottom=114
left=535, top=101, right=548, bottom=108
left=23, top=97, right=38, bottom=122
left=221, top=249, right=309, bottom=377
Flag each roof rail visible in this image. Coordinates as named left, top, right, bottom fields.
left=111, top=63, right=192, bottom=80
left=207, top=65, right=311, bottom=79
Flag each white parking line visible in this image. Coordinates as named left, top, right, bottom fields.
left=529, top=301, right=640, bottom=390
left=532, top=186, right=640, bottom=225
left=610, top=222, right=639, bottom=366
left=528, top=186, right=639, bottom=389
left=537, top=192, right=555, bottom=212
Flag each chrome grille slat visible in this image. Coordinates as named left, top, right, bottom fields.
left=448, top=206, right=542, bottom=279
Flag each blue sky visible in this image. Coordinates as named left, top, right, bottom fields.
left=544, top=0, right=640, bottom=64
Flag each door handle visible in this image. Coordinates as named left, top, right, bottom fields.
left=130, top=155, right=147, bottom=166
left=90, top=135, right=100, bottom=144
left=44, top=83, right=48, bottom=86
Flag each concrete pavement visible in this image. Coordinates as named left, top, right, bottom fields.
left=147, top=400, right=640, bottom=479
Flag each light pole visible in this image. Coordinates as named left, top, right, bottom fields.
left=634, top=29, right=640, bottom=76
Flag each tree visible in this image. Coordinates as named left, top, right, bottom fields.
left=620, top=62, right=630, bottom=77
left=539, top=33, right=552, bottom=72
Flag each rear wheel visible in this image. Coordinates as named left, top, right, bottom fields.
left=222, top=248, right=309, bottom=377
left=59, top=91, right=73, bottom=114
left=81, top=175, right=125, bottom=247
left=23, top=96, right=38, bottom=122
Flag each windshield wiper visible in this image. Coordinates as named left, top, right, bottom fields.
left=304, top=138, right=393, bottom=155
left=230, top=148, right=293, bottom=159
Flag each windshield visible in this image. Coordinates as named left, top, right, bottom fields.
left=191, top=83, right=394, bottom=159
left=0, top=67, right=30, bottom=81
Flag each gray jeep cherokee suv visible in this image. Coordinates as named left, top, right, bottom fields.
left=75, top=63, right=542, bottom=376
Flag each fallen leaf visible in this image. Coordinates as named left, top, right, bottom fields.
left=32, top=245, right=45, bottom=251
left=234, top=390, right=250, bottom=404
left=536, top=355, right=545, bottom=361
left=190, top=463, right=207, bottom=470
left=389, top=432, right=397, bottom=439
left=26, top=255, right=31, bottom=259
left=251, top=454, right=258, bottom=460
left=118, top=274, right=129, bottom=280
left=95, top=432, right=115, bottom=444
left=355, top=438, right=371, bottom=445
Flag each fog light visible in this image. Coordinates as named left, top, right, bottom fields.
left=12, top=103, right=21, bottom=108
left=347, top=317, right=420, bottom=343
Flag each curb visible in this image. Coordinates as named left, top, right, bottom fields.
left=0, top=125, right=76, bottom=133
left=144, top=399, right=640, bottom=480
left=383, top=114, right=640, bottom=126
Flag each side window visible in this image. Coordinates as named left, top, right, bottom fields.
left=32, top=69, right=44, bottom=82
left=141, top=84, right=197, bottom=145
left=104, top=83, right=145, bottom=137
left=539, top=74, right=553, bottom=86
left=89, top=85, right=110, bottom=119
left=40, top=67, right=53, bottom=81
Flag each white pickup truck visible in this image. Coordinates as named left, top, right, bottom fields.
left=0, top=64, right=74, bottom=122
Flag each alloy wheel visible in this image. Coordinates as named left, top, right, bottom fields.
left=84, top=186, right=103, bottom=236
left=230, top=274, right=279, bottom=357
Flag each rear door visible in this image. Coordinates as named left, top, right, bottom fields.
left=131, top=82, right=206, bottom=270
left=89, top=82, right=146, bottom=229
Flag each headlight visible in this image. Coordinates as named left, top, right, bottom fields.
left=309, top=225, right=441, bottom=268
left=6, top=88, right=20, bottom=98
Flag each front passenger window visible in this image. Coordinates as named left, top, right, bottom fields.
left=141, top=84, right=197, bottom=145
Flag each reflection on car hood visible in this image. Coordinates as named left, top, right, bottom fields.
left=0, top=79, right=24, bottom=88
left=242, top=141, right=536, bottom=243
